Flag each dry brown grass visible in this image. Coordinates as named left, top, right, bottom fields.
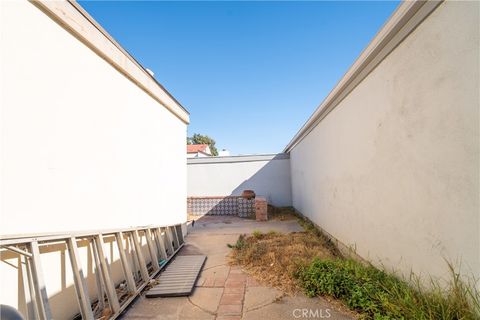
left=267, top=205, right=297, bottom=221
left=229, top=231, right=337, bottom=293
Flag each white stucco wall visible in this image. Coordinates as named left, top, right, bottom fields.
left=188, top=155, right=292, bottom=207
left=0, top=1, right=187, bottom=233
left=290, top=1, right=479, bottom=282
left=0, top=1, right=188, bottom=317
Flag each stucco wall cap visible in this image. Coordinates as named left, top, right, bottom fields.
left=30, top=0, right=190, bottom=124
left=284, top=0, right=442, bottom=152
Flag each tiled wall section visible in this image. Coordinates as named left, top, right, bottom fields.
left=188, top=196, right=255, bottom=218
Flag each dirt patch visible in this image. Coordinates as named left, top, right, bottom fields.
left=228, top=231, right=336, bottom=293
left=267, top=205, right=297, bottom=221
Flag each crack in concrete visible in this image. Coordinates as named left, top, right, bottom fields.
left=242, top=293, right=286, bottom=314
left=187, top=296, right=218, bottom=316
left=203, top=263, right=227, bottom=271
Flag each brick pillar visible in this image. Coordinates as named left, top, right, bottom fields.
left=255, top=197, right=268, bottom=221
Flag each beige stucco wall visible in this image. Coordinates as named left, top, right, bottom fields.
left=0, top=1, right=187, bottom=317
left=290, top=0, right=479, bottom=282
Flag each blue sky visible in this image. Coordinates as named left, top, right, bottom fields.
left=80, top=1, right=400, bottom=155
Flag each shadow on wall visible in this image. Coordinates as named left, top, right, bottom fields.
left=230, top=158, right=291, bottom=206
left=187, top=196, right=255, bottom=218
left=187, top=154, right=292, bottom=207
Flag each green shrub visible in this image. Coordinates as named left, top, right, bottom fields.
left=227, top=234, right=247, bottom=250
left=252, top=230, right=263, bottom=239
left=296, top=258, right=479, bottom=320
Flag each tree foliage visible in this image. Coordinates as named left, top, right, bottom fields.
left=187, top=133, right=218, bottom=156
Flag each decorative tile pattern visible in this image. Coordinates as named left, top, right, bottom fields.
left=237, top=198, right=255, bottom=218
left=188, top=197, right=255, bottom=217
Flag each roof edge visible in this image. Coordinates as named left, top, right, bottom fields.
left=30, top=0, right=190, bottom=124
left=283, top=0, right=442, bottom=153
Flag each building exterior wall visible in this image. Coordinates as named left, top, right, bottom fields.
left=0, top=1, right=188, bottom=317
left=188, top=155, right=292, bottom=207
left=289, top=1, right=479, bottom=282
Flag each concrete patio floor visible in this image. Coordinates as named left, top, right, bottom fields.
left=120, top=216, right=356, bottom=320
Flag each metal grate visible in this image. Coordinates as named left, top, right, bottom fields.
left=146, top=255, right=206, bottom=298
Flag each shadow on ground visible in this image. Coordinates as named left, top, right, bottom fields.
left=120, top=215, right=355, bottom=320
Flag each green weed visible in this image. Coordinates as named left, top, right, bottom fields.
left=296, top=258, right=479, bottom=320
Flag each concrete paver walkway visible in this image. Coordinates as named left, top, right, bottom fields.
left=121, top=216, right=355, bottom=320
